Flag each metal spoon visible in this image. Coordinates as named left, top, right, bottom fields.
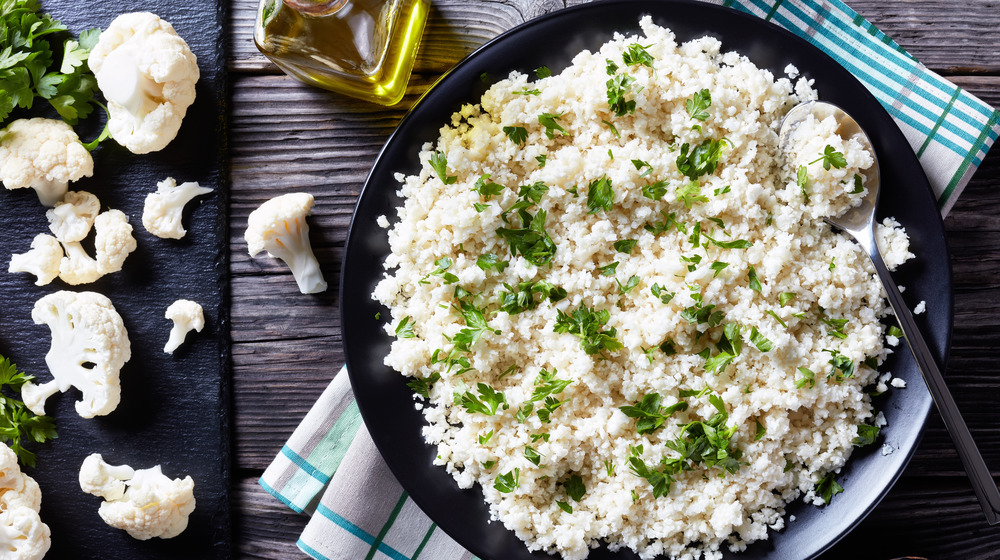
left=779, top=101, right=1000, bottom=525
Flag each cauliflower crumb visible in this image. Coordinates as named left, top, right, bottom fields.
left=890, top=377, right=907, bottom=389
left=881, top=443, right=895, bottom=456
left=913, top=301, right=926, bottom=315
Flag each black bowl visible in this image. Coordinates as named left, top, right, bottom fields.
left=341, top=1, right=952, bottom=558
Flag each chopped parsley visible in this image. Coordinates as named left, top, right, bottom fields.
left=524, top=446, right=542, bottom=466
left=473, top=174, right=505, bottom=198
left=622, top=43, right=654, bottom=67
left=675, top=181, right=709, bottom=207
left=429, top=151, right=457, bottom=184
left=586, top=175, right=614, bottom=214
left=499, top=280, right=566, bottom=314
left=676, top=138, right=728, bottom=180
left=535, top=66, right=552, bottom=78
left=562, top=474, right=586, bottom=501
left=601, top=119, right=621, bottom=138
left=395, top=316, right=415, bottom=338
left=685, top=89, right=711, bottom=121
left=420, top=256, right=459, bottom=284
left=614, top=239, right=638, bottom=254
left=458, top=382, right=508, bottom=415
left=854, top=424, right=880, bottom=447
left=618, top=393, right=688, bottom=434
left=598, top=262, right=619, bottom=276
left=538, top=112, right=567, bottom=139
left=797, top=165, right=810, bottom=202
left=632, top=159, right=654, bottom=177
left=616, top=274, right=640, bottom=295
left=815, top=473, right=844, bottom=505
left=810, top=145, right=848, bottom=170
left=650, top=283, right=675, bottom=304
left=747, top=266, right=762, bottom=293
left=476, top=253, right=509, bottom=273
left=503, top=125, right=528, bottom=145
left=535, top=154, right=547, bottom=167
left=779, top=292, right=796, bottom=306
left=710, top=261, right=729, bottom=277
left=494, top=468, right=520, bottom=493
left=606, top=71, right=637, bottom=117
left=749, top=326, right=773, bottom=352
left=641, top=180, right=669, bottom=200
left=406, top=371, right=440, bottom=398
left=514, top=87, right=541, bottom=96
left=554, top=306, right=622, bottom=355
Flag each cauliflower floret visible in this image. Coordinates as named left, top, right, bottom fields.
left=0, top=445, right=50, bottom=560
left=58, top=241, right=103, bottom=285
left=57, top=209, right=137, bottom=285
left=20, top=291, right=131, bottom=418
left=46, top=190, right=101, bottom=242
left=79, top=453, right=135, bottom=501
left=245, top=192, right=327, bottom=294
left=80, top=456, right=195, bottom=541
left=93, top=209, right=138, bottom=274
left=8, top=234, right=62, bottom=286
left=0, top=118, right=94, bottom=205
left=88, top=12, right=199, bottom=154
left=163, top=299, right=204, bottom=354
left=142, top=177, right=212, bottom=239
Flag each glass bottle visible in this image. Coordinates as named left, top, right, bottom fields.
left=254, top=0, right=429, bottom=106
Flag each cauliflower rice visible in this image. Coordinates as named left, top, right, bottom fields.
left=374, top=17, right=912, bottom=560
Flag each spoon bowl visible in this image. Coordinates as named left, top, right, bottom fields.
left=779, top=101, right=1000, bottom=526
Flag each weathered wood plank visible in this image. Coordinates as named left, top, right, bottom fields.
left=228, top=0, right=1000, bottom=74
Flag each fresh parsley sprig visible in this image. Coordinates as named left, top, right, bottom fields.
left=0, top=355, right=57, bottom=467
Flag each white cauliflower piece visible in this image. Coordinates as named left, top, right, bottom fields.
left=0, top=118, right=94, bottom=206
left=79, top=453, right=135, bottom=501
left=80, top=457, right=195, bottom=541
left=58, top=242, right=103, bottom=285
left=88, top=12, right=199, bottom=154
left=46, top=190, right=101, bottom=242
left=93, top=209, right=138, bottom=274
left=245, top=192, right=327, bottom=294
left=0, top=445, right=51, bottom=560
left=57, top=209, right=137, bottom=285
left=163, top=299, right=204, bottom=354
left=8, top=234, right=62, bottom=286
left=142, top=177, right=212, bottom=239
left=20, top=291, right=131, bottom=418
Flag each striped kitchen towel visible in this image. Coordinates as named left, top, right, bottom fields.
left=260, top=2, right=999, bottom=560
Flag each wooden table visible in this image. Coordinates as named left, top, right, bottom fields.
left=226, top=1, right=1000, bottom=558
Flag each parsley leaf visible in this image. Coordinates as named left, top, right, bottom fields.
left=616, top=274, right=640, bottom=295
left=796, top=165, right=810, bottom=201
left=499, top=280, right=566, bottom=314
left=598, top=261, right=619, bottom=276
left=641, top=180, right=669, bottom=200
left=606, top=72, right=637, bottom=117
left=473, top=174, right=504, bottom=199
left=810, top=145, right=848, bottom=170
left=406, top=371, right=440, bottom=399
left=650, top=283, right=675, bottom=304
left=494, top=468, right=520, bottom=492
left=476, top=253, right=509, bottom=273
left=619, top=393, right=688, bottom=434
left=614, top=239, right=637, bottom=254
left=395, top=316, right=415, bottom=338
left=503, top=125, right=528, bottom=145
left=853, top=424, right=880, bottom=447
left=676, top=138, right=728, bottom=180
left=747, top=266, right=762, bottom=293
left=0, top=355, right=57, bottom=467
left=815, top=473, right=844, bottom=505
left=685, top=89, right=711, bottom=121
left=429, top=151, right=457, bottom=184
left=675, top=181, right=708, bottom=208
left=538, top=112, right=567, bottom=139
left=534, top=66, right=551, bottom=79
left=554, top=306, right=623, bottom=355
left=458, top=382, right=508, bottom=415
left=586, top=175, right=614, bottom=214
left=622, top=43, right=654, bottom=67
left=601, top=118, right=620, bottom=138
left=562, top=474, right=586, bottom=501
left=795, top=367, right=815, bottom=389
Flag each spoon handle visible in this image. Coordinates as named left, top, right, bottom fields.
left=866, top=238, right=1000, bottom=525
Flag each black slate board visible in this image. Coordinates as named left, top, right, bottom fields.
left=0, top=1, right=230, bottom=558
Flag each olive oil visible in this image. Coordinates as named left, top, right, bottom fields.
left=254, top=0, right=429, bottom=106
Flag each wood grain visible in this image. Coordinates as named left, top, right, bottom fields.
left=227, top=0, right=1000, bottom=559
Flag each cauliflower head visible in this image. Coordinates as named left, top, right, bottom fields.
left=21, top=291, right=131, bottom=418
left=164, top=299, right=204, bottom=354
left=142, top=177, right=212, bottom=239
left=0, top=445, right=51, bottom=560
left=89, top=12, right=199, bottom=154
left=46, top=190, right=101, bottom=242
left=8, top=234, right=62, bottom=286
left=79, top=456, right=195, bottom=541
left=0, top=118, right=94, bottom=206
left=245, top=192, right=328, bottom=294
